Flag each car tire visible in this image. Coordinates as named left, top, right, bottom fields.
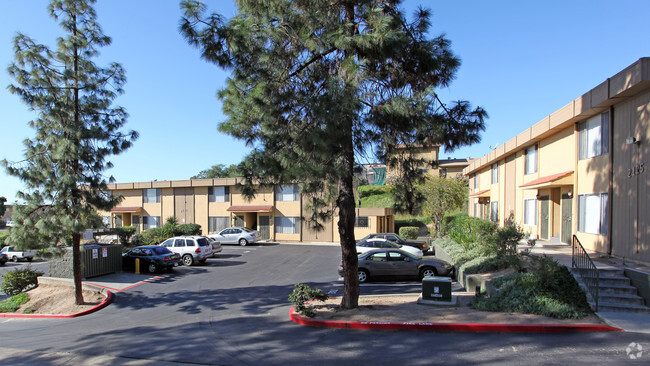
left=420, top=267, right=437, bottom=279
left=147, top=263, right=157, bottom=274
left=239, top=238, right=248, bottom=246
left=182, top=254, right=194, bottom=266
left=27, top=257, right=33, bottom=262
left=358, top=269, right=369, bottom=283
left=12, top=256, right=18, bottom=262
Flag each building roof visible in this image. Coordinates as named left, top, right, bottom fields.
left=519, top=171, right=574, bottom=189
left=227, top=205, right=274, bottom=213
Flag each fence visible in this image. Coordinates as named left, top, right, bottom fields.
left=572, top=235, right=599, bottom=311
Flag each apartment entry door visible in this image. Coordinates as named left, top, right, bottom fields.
left=561, top=193, right=572, bottom=244
left=174, top=187, right=195, bottom=224
left=540, top=196, right=550, bottom=240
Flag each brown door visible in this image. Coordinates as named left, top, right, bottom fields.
left=174, top=188, right=195, bottom=224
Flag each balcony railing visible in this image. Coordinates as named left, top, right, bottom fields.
left=572, top=235, right=599, bottom=311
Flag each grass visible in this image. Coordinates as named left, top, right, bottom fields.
left=0, top=292, right=30, bottom=313
left=358, top=185, right=394, bottom=208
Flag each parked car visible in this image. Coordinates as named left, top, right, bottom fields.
left=0, top=246, right=35, bottom=262
left=0, top=253, right=7, bottom=266
left=356, top=238, right=423, bottom=258
left=159, top=236, right=213, bottom=266
left=357, top=233, right=429, bottom=253
left=208, top=227, right=259, bottom=246
left=122, top=245, right=182, bottom=273
left=339, top=248, right=453, bottom=283
left=205, top=236, right=222, bottom=257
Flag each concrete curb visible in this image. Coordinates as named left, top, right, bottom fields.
left=289, top=307, right=624, bottom=333
left=0, top=277, right=113, bottom=319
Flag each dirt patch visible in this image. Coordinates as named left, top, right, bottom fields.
left=304, top=293, right=605, bottom=325
left=14, top=284, right=106, bottom=315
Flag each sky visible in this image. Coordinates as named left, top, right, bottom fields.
left=1, top=0, right=649, bottom=203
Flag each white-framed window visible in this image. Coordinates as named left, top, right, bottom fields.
left=491, top=163, right=498, bottom=184
left=525, top=144, right=538, bottom=175
left=208, top=186, right=230, bottom=202
left=578, top=193, right=608, bottom=235
left=474, top=202, right=480, bottom=218
left=275, top=184, right=299, bottom=201
left=355, top=216, right=369, bottom=228
left=579, top=112, right=609, bottom=160
left=274, top=216, right=300, bottom=234
left=474, top=174, right=479, bottom=189
left=208, top=216, right=229, bottom=233
left=143, top=216, right=160, bottom=230
left=524, top=198, right=537, bottom=226
left=490, top=201, right=498, bottom=223
left=143, top=188, right=160, bottom=203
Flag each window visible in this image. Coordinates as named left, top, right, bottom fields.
left=473, top=174, right=479, bottom=189
left=143, top=188, right=160, bottom=203
left=579, top=112, right=610, bottom=160
left=208, top=186, right=230, bottom=202
left=274, top=216, right=300, bottom=234
left=132, top=215, right=141, bottom=233
left=208, top=216, right=229, bottom=233
left=578, top=193, right=608, bottom=235
left=275, top=184, right=299, bottom=201
left=474, top=202, right=480, bottom=218
left=143, top=216, right=160, bottom=230
left=114, top=214, right=123, bottom=228
left=102, top=216, right=111, bottom=228
left=491, top=163, right=498, bottom=184
left=355, top=216, right=369, bottom=228
left=525, top=144, right=538, bottom=175
left=524, top=199, right=537, bottom=226
left=490, top=201, right=498, bottom=223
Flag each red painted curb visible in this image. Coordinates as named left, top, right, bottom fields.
left=0, top=290, right=113, bottom=319
left=289, top=307, right=623, bottom=333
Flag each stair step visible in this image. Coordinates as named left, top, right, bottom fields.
left=599, top=293, right=647, bottom=305
left=593, top=301, right=650, bottom=313
left=598, top=284, right=640, bottom=295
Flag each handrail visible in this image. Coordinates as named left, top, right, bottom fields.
left=572, top=235, right=599, bottom=311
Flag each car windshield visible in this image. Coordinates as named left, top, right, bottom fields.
left=196, top=237, right=209, bottom=247
left=153, top=247, right=171, bottom=255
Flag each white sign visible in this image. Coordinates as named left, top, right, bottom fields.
left=92, top=248, right=98, bottom=259
left=102, top=247, right=108, bottom=258
left=83, top=229, right=94, bottom=240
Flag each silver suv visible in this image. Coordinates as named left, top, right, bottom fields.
left=159, top=236, right=213, bottom=266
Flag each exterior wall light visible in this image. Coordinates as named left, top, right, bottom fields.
left=626, top=137, right=640, bottom=145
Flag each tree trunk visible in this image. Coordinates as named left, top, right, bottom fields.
left=72, top=232, right=84, bottom=305
left=71, top=10, right=84, bottom=306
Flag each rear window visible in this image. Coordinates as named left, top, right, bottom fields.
left=196, top=237, right=209, bottom=247
left=153, top=247, right=171, bottom=255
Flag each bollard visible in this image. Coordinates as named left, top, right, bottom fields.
left=135, top=258, right=140, bottom=274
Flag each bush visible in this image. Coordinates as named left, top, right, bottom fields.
left=471, top=255, right=591, bottom=319
left=288, top=283, right=328, bottom=318
left=440, top=213, right=495, bottom=250
left=0, top=219, right=5, bottom=228
left=130, top=233, right=144, bottom=247
left=1, top=267, right=44, bottom=296
left=399, top=226, right=419, bottom=240
left=117, top=226, right=136, bottom=245
left=358, top=185, right=391, bottom=198
left=460, top=255, right=517, bottom=275
left=175, top=223, right=201, bottom=236
left=0, top=292, right=30, bottom=313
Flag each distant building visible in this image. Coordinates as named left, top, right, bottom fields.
left=385, top=143, right=471, bottom=180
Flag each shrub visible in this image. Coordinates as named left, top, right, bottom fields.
left=441, top=213, right=496, bottom=251
left=0, top=292, right=30, bottom=313
left=288, top=283, right=328, bottom=318
left=130, top=233, right=144, bottom=247
left=399, top=226, right=419, bottom=240
left=460, top=255, right=517, bottom=275
left=175, top=223, right=201, bottom=236
left=358, top=185, right=391, bottom=198
left=117, top=226, right=136, bottom=245
left=0, top=219, right=5, bottom=228
left=1, top=267, right=44, bottom=296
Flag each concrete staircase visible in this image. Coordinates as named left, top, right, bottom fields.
left=574, top=267, right=650, bottom=313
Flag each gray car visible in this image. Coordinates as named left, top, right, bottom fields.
left=159, top=236, right=213, bottom=266
left=339, top=248, right=453, bottom=283
left=208, top=227, right=259, bottom=246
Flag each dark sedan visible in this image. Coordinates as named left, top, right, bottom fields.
left=339, top=248, right=453, bottom=283
left=122, top=246, right=182, bottom=274
left=357, top=233, right=430, bottom=253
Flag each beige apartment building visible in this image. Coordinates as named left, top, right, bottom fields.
left=99, top=178, right=394, bottom=242
left=464, top=58, right=650, bottom=264
left=386, top=143, right=471, bottom=179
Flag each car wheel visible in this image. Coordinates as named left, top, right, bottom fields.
left=420, top=267, right=437, bottom=279
left=27, top=257, right=33, bottom=262
left=12, top=256, right=18, bottom=262
left=147, top=263, right=157, bottom=274
left=182, top=254, right=194, bottom=266
left=358, top=269, right=369, bottom=283
left=239, top=238, right=248, bottom=246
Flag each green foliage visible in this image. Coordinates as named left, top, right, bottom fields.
left=117, top=226, right=136, bottom=245
left=440, top=213, right=496, bottom=250
left=0, top=232, right=7, bottom=246
left=398, top=226, right=419, bottom=240
left=358, top=185, right=391, bottom=199
left=0, top=293, right=30, bottom=313
left=165, top=216, right=179, bottom=226
left=460, top=255, right=517, bottom=275
left=288, top=283, right=328, bottom=318
left=471, top=255, right=592, bottom=319
left=1, top=267, right=44, bottom=296
left=129, top=233, right=144, bottom=247
left=418, top=176, right=468, bottom=236
left=0, top=197, right=6, bottom=217
left=357, top=185, right=394, bottom=208
left=191, top=163, right=242, bottom=179
left=175, top=223, right=202, bottom=236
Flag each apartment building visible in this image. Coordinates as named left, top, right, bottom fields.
left=99, top=178, right=394, bottom=242
left=386, top=143, right=471, bottom=179
left=464, top=58, right=650, bottom=264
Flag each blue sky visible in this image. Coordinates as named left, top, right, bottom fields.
left=1, top=0, right=649, bottom=203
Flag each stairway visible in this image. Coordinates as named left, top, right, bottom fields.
left=573, top=267, right=650, bottom=313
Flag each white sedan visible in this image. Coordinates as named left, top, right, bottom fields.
left=208, top=227, right=259, bottom=246
left=356, top=238, right=423, bottom=258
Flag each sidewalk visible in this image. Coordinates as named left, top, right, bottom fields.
left=525, top=239, right=650, bottom=334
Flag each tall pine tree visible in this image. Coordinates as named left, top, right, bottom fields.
left=180, top=0, right=486, bottom=309
left=2, top=0, right=137, bottom=304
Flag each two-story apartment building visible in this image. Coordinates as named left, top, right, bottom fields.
left=99, top=178, right=394, bottom=242
left=464, top=58, right=650, bottom=264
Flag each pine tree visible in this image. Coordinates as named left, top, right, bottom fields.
left=2, top=0, right=137, bottom=304
left=180, top=0, right=486, bottom=309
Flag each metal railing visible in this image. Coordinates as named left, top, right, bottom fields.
left=572, top=235, right=599, bottom=311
